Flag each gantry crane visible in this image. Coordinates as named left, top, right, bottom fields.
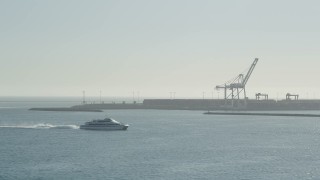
left=256, top=93, right=268, bottom=100
left=286, top=93, right=299, bottom=100
left=216, top=58, right=259, bottom=108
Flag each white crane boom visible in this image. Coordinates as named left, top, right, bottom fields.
left=242, top=58, right=258, bottom=86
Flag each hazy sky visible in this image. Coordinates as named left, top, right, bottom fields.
left=1, top=0, right=320, bottom=99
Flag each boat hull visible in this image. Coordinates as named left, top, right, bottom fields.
left=80, top=125, right=129, bottom=130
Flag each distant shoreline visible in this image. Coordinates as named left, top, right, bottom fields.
left=26, top=98, right=320, bottom=112
left=29, top=108, right=103, bottom=112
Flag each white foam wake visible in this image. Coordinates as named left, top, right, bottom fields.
left=0, top=123, right=79, bottom=129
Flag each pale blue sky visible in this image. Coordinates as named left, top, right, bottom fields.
left=1, top=0, right=320, bottom=98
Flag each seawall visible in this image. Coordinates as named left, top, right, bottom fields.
left=30, top=99, right=320, bottom=112
left=73, top=99, right=320, bottom=111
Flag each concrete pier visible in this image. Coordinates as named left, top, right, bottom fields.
left=204, top=112, right=320, bottom=117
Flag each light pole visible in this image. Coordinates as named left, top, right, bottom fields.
left=82, top=90, right=86, bottom=104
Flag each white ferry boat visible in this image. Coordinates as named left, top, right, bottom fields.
left=80, top=118, right=129, bottom=130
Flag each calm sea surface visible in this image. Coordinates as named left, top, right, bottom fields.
left=1, top=100, right=320, bottom=179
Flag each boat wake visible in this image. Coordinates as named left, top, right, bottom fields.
left=0, top=123, right=79, bottom=129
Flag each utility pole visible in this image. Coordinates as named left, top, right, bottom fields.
left=170, top=92, right=175, bottom=100
left=82, top=91, right=86, bottom=104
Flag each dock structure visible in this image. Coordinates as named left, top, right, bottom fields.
left=72, top=98, right=320, bottom=111
left=30, top=98, right=320, bottom=112
left=204, top=111, right=320, bottom=117
left=31, top=58, right=320, bottom=112
left=142, top=99, right=320, bottom=111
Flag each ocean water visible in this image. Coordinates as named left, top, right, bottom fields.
left=1, top=101, right=320, bottom=179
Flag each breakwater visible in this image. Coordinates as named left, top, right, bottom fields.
left=30, top=99, right=320, bottom=112
left=29, top=108, right=103, bottom=112
left=204, top=112, right=320, bottom=117
left=77, top=99, right=320, bottom=111
left=143, top=99, right=320, bottom=111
